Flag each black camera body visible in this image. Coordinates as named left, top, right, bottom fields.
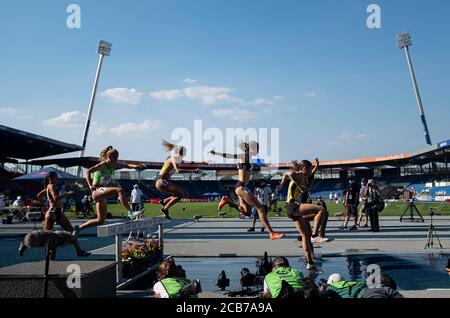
left=240, top=268, right=257, bottom=288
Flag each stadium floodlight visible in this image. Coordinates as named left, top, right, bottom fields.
left=397, top=32, right=432, bottom=146
left=97, top=40, right=112, bottom=56
left=77, top=40, right=112, bottom=176
left=397, top=32, right=412, bottom=49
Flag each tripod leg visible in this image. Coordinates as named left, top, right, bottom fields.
left=432, top=227, right=444, bottom=249
left=43, top=244, right=51, bottom=298
left=400, top=205, right=409, bottom=222
left=425, top=224, right=435, bottom=249
left=413, top=205, right=424, bottom=222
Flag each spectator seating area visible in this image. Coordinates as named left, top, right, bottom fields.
left=2, top=167, right=450, bottom=202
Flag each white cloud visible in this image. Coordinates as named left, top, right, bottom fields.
left=149, top=82, right=276, bottom=107
left=92, top=119, right=160, bottom=137
left=252, top=98, right=273, bottom=105
left=183, top=78, right=198, bottom=84
left=305, top=91, right=318, bottom=98
left=212, top=108, right=258, bottom=122
left=110, top=119, right=160, bottom=136
left=263, top=108, right=273, bottom=113
left=101, top=88, right=144, bottom=105
left=18, top=114, right=35, bottom=120
left=338, top=132, right=368, bottom=140
left=0, top=107, right=18, bottom=115
left=149, top=89, right=184, bottom=101
left=42, top=111, right=83, bottom=128
left=0, top=107, right=34, bottom=119
left=91, top=121, right=108, bottom=137
left=182, top=85, right=244, bottom=105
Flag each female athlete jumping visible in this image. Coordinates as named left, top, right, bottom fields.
left=278, top=159, right=329, bottom=243
left=73, top=146, right=145, bottom=236
left=211, top=141, right=285, bottom=240
left=156, top=140, right=203, bottom=220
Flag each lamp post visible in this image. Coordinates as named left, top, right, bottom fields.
left=397, top=32, right=432, bottom=146
left=77, top=40, right=112, bottom=177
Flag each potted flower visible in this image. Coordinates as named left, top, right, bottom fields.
left=121, top=239, right=162, bottom=278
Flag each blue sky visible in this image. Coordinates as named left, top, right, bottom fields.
left=1, top=0, right=449, bottom=163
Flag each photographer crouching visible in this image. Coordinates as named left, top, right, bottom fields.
left=153, top=258, right=201, bottom=298
left=263, top=257, right=305, bottom=298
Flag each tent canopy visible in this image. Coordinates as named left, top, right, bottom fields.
left=13, top=167, right=82, bottom=181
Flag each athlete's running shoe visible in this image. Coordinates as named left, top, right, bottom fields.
left=72, top=225, right=80, bottom=237
left=18, top=242, right=26, bottom=256
left=160, top=208, right=172, bottom=221
left=311, top=236, right=330, bottom=243
left=306, top=263, right=317, bottom=271
left=77, top=250, right=91, bottom=257
left=128, top=208, right=145, bottom=220
left=218, top=196, right=229, bottom=211
left=269, top=232, right=285, bottom=240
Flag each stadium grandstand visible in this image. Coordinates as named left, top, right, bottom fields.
left=1, top=125, right=449, bottom=203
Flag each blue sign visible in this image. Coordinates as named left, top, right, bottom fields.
left=437, top=139, right=450, bottom=149
left=253, top=159, right=265, bottom=166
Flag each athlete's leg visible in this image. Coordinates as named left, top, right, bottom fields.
left=299, top=204, right=323, bottom=237
left=237, top=188, right=284, bottom=238
left=160, top=183, right=187, bottom=210
left=293, top=216, right=314, bottom=264
left=43, top=211, right=56, bottom=231
left=79, top=200, right=107, bottom=230
left=92, top=187, right=132, bottom=213
left=56, top=213, right=74, bottom=232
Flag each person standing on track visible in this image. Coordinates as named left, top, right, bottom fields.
left=341, top=176, right=360, bottom=231
left=357, top=178, right=369, bottom=228
left=248, top=182, right=271, bottom=232
left=131, top=184, right=146, bottom=212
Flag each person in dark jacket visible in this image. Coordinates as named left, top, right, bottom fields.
left=363, top=273, right=404, bottom=298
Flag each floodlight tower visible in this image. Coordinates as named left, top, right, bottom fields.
left=397, top=32, right=432, bottom=146
left=77, top=40, right=112, bottom=176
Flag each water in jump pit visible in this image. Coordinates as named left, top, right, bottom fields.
left=175, top=253, right=450, bottom=292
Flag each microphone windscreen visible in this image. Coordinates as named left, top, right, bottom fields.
left=23, top=230, right=74, bottom=248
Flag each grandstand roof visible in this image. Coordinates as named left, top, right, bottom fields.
left=0, top=125, right=83, bottom=161
left=23, top=137, right=450, bottom=171
left=28, top=156, right=238, bottom=171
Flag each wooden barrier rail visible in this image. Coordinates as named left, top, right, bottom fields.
left=97, top=216, right=169, bottom=283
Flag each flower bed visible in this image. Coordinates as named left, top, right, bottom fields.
left=122, top=239, right=162, bottom=278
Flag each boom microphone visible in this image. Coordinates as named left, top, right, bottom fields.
left=19, top=230, right=75, bottom=256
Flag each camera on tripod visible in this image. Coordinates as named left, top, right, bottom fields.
left=425, top=207, right=443, bottom=250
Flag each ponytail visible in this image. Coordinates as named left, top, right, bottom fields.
left=237, top=140, right=249, bottom=152
left=162, top=139, right=175, bottom=152
left=162, top=139, right=186, bottom=157
left=238, top=140, right=259, bottom=154
left=99, top=146, right=117, bottom=161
